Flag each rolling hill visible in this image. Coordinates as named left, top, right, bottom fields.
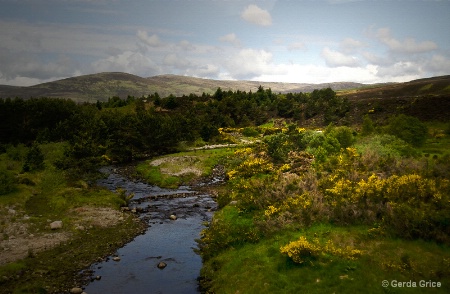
left=0, top=72, right=363, bottom=103
left=338, top=75, right=450, bottom=123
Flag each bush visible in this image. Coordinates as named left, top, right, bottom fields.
left=242, top=127, right=260, bottom=137
left=22, top=144, right=45, bottom=172
left=280, top=236, right=321, bottom=264
left=361, top=114, right=375, bottom=136
left=326, top=126, right=355, bottom=148
left=0, top=168, right=15, bottom=195
left=280, top=236, right=362, bottom=264
left=385, top=114, right=428, bottom=147
left=355, top=134, right=419, bottom=159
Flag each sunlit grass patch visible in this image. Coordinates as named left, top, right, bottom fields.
left=201, top=224, right=450, bottom=294
left=136, top=147, right=234, bottom=188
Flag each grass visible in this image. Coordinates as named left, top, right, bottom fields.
left=420, top=122, right=450, bottom=157
left=201, top=223, right=450, bottom=294
left=0, top=142, right=146, bottom=293
left=0, top=214, right=145, bottom=293
left=136, top=147, right=235, bottom=188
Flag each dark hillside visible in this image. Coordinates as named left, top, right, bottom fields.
left=339, top=75, right=450, bottom=124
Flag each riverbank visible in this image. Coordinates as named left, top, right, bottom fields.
left=0, top=143, right=149, bottom=293
left=0, top=144, right=231, bottom=293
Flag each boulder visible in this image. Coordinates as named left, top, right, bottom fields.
left=157, top=262, right=167, bottom=269
left=112, top=256, right=121, bottom=261
left=50, top=221, right=63, bottom=230
left=69, top=287, right=83, bottom=294
left=169, top=214, right=177, bottom=220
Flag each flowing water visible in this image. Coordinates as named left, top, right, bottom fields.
left=82, top=166, right=218, bottom=294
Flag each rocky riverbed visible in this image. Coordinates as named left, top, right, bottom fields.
left=78, top=164, right=223, bottom=294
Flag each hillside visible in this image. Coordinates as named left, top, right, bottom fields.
left=338, top=75, right=450, bottom=124
left=0, top=72, right=363, bottom=103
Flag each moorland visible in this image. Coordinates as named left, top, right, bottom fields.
left=0, top=73, right=449, bottom=293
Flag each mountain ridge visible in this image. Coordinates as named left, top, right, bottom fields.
left=0, top=72, right=364, bottom=103
left=1, top=72, right=449, bottom=104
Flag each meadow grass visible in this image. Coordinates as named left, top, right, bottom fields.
left=0, top=142, right=145, bottom=293
left=201, top=223, right=450, bottom=294
left=420, top=121, right=450, bottom=156
left=136, top=147, right=235, bottom=188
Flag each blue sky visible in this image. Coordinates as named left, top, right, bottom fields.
left=1, top=0, right=449, bottom=86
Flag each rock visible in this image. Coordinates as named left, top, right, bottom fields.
left=339, top=275, right=349, bottom=280
left=169, top=214, right=177, bottom=220
left=69, top=287, right=83, bottom=294
left=157, top=262, right=167, bottom=269
left=50, top=221, right=63, bottom=230
left=112, top=256, right=121, bottom=261
left=95, top=275, right=101, bottom=280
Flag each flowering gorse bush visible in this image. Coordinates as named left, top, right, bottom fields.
left=280, top=236, right=362, bottom=265
left=280, top=236, right=321, bottom=264
left=226, top=147, right=273, bottom=179
left=323, top=171, right=450, bottom=240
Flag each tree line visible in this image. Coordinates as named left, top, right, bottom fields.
left=0, top=87, right=350, bottom=176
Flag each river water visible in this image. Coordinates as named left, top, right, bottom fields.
left=82, top=166, right=218, bottom=294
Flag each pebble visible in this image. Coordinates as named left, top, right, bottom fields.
left=50, top=221, right=63, bottom=230
left=69, top=287, right=83, bottom=294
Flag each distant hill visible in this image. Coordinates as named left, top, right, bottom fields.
left=0, top=72, right=364, bottom=103
left=338, top=75, right=450, bottom=123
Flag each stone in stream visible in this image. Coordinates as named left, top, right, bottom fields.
left=69, top=287, right=83, bottom=294
left=157, top=262, right=167, bottom=269
left=169, top=214, right=177, bottom=220
left=112, top=256, right=121, bottom=261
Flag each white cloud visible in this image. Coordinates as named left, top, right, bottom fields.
left=340, top=38, right=365, bottom=54
left=91, top=51, right=160, bottom=76
left=322, top=47, right=360, bottom=67
left=185, top=64, right=221, bottom=79
left=225, top=48, right=277, bottom=79
left=163, top=53, right=191, bottom=70
left=375, top=27, right=438, bottom=54
left=178, top=40, right=196, bottom=51
left=219, top=33, right=241, bottom=47
left=288, top=42, right=306, bottom=51
left=241, top=4, right=272, bottom=27
left=425, top=54, right=450, bottom=75
left=137, top=30, right=164, bottom=48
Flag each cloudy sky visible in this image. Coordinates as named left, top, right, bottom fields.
left=1, top=0, right=449, bottom=86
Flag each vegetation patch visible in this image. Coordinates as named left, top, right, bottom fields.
left=200, top=225, right=450, bottom=294
left=0, top=142, right=146, bottom=293
left=136, top=148, right=235, bottom=188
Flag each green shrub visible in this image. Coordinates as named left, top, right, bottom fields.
left=326, top=126, right=355, bottom=148
left=264, top=133, right=292, bottom=163
left=242, top=127, right=260, bottom=137
left=0, top=168, right=15, bottom=195
left=361, top=114, right=375, bottom=136
left=355, top=134, right=419, bottom=158
left=385, top=114, right=428, bottom=147
left=22, top=144, right=45, bottom=172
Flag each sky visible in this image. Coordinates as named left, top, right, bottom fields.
left=1, top=0, right=450, bottom=86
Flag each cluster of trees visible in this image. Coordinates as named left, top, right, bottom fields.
left=0, top=87, right=349, bottom=161
left=2, top=87, right=428, bottom=183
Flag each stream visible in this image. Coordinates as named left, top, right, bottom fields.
left=82, top=166, right=220, bottom=294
